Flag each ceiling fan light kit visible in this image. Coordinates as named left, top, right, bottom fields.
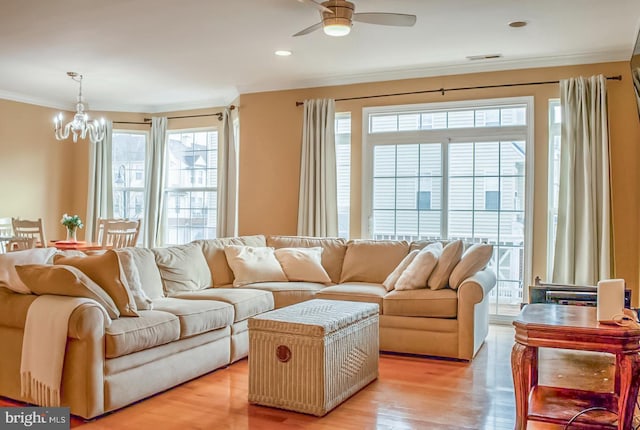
left=294, top=0, right=416, bottom=37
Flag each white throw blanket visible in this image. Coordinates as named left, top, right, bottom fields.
left=21, top=295, right=110, bottom=407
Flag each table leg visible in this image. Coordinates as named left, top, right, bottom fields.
left=616, top=352, right=640, bottom=430
left=511, top=343, right=536, bottom=430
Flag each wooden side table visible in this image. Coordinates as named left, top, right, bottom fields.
left=512, top=304, right=640, bottom=429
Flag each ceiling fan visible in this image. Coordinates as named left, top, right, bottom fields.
left=294, top=0, right=417, bottom=37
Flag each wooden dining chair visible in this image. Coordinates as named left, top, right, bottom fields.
left=0, top=217, right=13, bottom=253
left=97, top=219, right=141, bottom=249
left=5, top=237, right=36, bottom=252
left=11, top=218, right=46, bottom=247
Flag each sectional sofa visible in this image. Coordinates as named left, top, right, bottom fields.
left=0, top=235, right=496, bottom=419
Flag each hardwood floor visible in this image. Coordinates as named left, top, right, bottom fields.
left=0, top=325, right=619, bottom=429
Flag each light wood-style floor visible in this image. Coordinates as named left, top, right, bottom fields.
left=1, top=325, right=618, bottom=429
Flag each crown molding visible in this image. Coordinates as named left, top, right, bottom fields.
left=0, top=51, right=630, bottom=113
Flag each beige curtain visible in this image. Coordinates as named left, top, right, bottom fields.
left=552, top=75, right=612, bottom=285
left=297, top=99, right=338, bottom=237
left=144, top=117, right=167, bottom=247
left=216, top=107, right=238, bottom=237
left=85, top=120, right=113, bottom=242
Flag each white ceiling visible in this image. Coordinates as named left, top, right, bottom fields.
left=1, top=0, right=639, bottom=113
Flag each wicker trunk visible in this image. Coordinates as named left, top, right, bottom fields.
left=248, top=299, right=379, bottom=416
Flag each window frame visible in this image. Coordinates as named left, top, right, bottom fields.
left=162, top=126, right=219, bottom=245
left=362, top=97, right=535, bottom=318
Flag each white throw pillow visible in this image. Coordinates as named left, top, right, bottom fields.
left=448, top=243, right=494, bottom=290
left=115, top=249, right=153, bottom=310
left=274, top=247, right=331, bottom=284
left=224, top=245, right=288, bottom=287
left=382, top=250, right=419, bottom=292
left=395, top=242, right=443, bottom=291
left=0, top=248, right=57, bottom=294
left=428, top=240, right=464, bottom=291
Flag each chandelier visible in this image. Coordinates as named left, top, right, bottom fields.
left=54, top=72, right=106, bottom=144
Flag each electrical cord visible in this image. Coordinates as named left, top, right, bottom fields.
left=563, top=407, right=618, bottom=429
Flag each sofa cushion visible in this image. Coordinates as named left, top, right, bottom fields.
left=239, top=281, right=324, bottom=309
left=16, top=264, right=120, bottom=319
left=172, top=288, right=274, bottom=322
left=428, top=240, right=464, bottom=291
left=194, top=235, right=267, bottom=287
left=314, top=282, right=387, bottom=312
left=105, top=310, right=180, bottom=358
left=383, top=288, right=458, bottom=318
left=152, top=297, right=234, bottom=338
left=0, top=248, right=57, bottom=294
left=274, top=247, right=331, bottom=284
left=54, top=250, right=139, bottom=316
left=114, top=249, right=153, bottom=310
left=396, top=242, right=443, bottom=291
left=123, top=247, right=164, bottom=299
left=224, top=245, right=287, bottom=287
left=449, top=243, right=494, bottom=290
left=152, top=243, right=212, bottom=295
left=340, top=240, right=409, bottom=284
left=267, top=235, right=346, bottom=284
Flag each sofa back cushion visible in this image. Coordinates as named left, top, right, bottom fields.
left=193, top=235, right=266, bottom=287
left=122, top=247, right=165, bottom=299
left=340, top=240, right=410, bottom=284
left=152, top=243, right=212, bottom=295
left=266, top=235, right=346, bottom=284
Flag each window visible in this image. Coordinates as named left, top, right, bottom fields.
left=164, top=129, right=218, bottom=245
left=547, top=99, right=562, bottom=278
left=363, top=98, right=533, bottom=318
left=112, top=131, right=147, bottom=220
left=335, top=113, right=351, bottom=239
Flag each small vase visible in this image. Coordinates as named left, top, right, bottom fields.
left=66, top=227, right=77, bottom=242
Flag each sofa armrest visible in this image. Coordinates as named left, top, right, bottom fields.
left=0, top=287, right=37, bottom=329
left=67, top=302, right=109, bottom=340
left=456, top=269, right=497, bottom=360
left=456, top=269, right=497, bottom=304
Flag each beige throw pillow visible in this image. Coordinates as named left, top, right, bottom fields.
left=115, top=249, right=153, bottom=310
left=396, top=242, right=443, bottom=291
left=274, top=247, right=331, bottom=284
left=428, top=240, right=464, bottom=291
left=16, top=264, right=119, bottom=319
left=449, top=243, right=494, bottom=290
left=224, top=245, right=287, bottom=287
left=382, top=250, right=419, bottom=292
left=54, top=250, right=139, bottom=316
left=0, top=248, right=57, bottom=294
left=152, top=243, right=212, bottom=295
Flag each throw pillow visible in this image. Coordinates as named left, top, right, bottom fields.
left=224, top=245, right=287, bottom=287
left=274, top=247, right=331, bottom=284
left=396, top=242, right=443, bottom=291
left=152, top=243, right=212, bottom=295
left=115, top=249, right=153, bottom=310
left=54, top=250, right=139, bottom=316
left=448, top=243, right=494, bottom=290
left=0, top=248, right=57, bottom=294
left=382, top=250, right=419, bottom=292
left=16, top=264, right=119, bottom=319
left=428, top=240, right=464, bottom=291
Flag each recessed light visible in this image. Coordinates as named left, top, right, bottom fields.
left=509, top=21, right=528, bottom=28
left=275, top=50, right=292, bottom=57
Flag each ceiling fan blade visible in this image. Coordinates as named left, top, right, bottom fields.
left=353, top=13, right=417, bottom=27
left=296, top=0, right=333, bottom=14
left=293, top=21, right=324, bottom=37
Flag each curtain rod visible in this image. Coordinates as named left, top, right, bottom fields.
left=113, top=105, right=236, bottom=125
left=294, top=76, right=623, bottom=106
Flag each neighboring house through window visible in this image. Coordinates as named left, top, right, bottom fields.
left=112, top=131, right=147, bottom=221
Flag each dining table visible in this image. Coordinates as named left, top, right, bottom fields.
left=50, top=240, right=107, bottom=251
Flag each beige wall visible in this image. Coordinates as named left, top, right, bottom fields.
left=237, top=62, right=640, bottom=302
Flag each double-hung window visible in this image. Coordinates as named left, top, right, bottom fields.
left=112, top=131, right=147, bottom=221
left=547, top=100, right=561, bottom=279
left=335, top=113, right=351, bottom=239
left=363, top=98, right=533, bottom=317
left=164, top=129, right=218, bottom=245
